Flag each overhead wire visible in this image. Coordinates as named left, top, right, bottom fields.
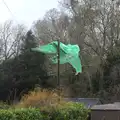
left=2, top=0, right=15, bottom=17
left=2, top=0, right=20, bottom=24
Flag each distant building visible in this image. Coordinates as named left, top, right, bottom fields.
left=64, top=98, right=103, bottom=108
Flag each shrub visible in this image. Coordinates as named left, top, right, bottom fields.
left=0, top=101, right=10, bottom=109
left=43, top=102, right=89, bottom=120
left=14, top=89, right=89, bottom=120
left=14, top=108, right=42, bottom=120
left=0, top=108, right=42, bottom=120
left=0, top=103, right=89, bottom=120
left=0, top=109, right=15, bottom=120
left=16, top=89, right=64, bottom=108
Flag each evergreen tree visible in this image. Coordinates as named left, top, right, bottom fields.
left=0, top=30, right=49, bottom=102
left=19, top=30, right=49, bottom=87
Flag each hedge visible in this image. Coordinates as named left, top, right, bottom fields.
left=0, top=103, right=89, bottom=120
left=43, top=102, right=89, bottom=120
left=0, top=108, right=42, bottom=120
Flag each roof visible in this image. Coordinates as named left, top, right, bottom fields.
left=64, top=98, right=102, bottom=108
left=91, top=102, right=120, bottom=110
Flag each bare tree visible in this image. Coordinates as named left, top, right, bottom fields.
left=0, top=20, right=26, bottom=61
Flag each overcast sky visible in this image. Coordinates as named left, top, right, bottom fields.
left=0, top=0, right=58, bottom=27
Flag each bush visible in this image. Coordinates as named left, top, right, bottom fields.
left=0, top=103, right=89, bottom=120
left=0, top=108, right=42, bottom=120
left=13, top=89, right=89, bottom=120
left=16, top=89, right=64, bottom=108
left=0, top=101, right=10, bottom=109
left=43, top=102, right=89, bottom=120
left=0, top=109, right=15, bottom=120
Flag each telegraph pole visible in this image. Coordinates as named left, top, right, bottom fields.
left=57, top=39, right=60, bottom=88
left=57, top=38, right=61, bottom=101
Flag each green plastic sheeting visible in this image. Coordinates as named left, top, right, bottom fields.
left=31, top=41, right=82, bottom=75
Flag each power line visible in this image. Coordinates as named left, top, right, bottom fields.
left=1, top=0, right=31, bottom=28
left=2, top=0, right=15, bottom=18
left=2, top=0, right=20, bottom=24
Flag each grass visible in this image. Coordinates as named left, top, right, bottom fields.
left=15, top=88, right=66, bottom=110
